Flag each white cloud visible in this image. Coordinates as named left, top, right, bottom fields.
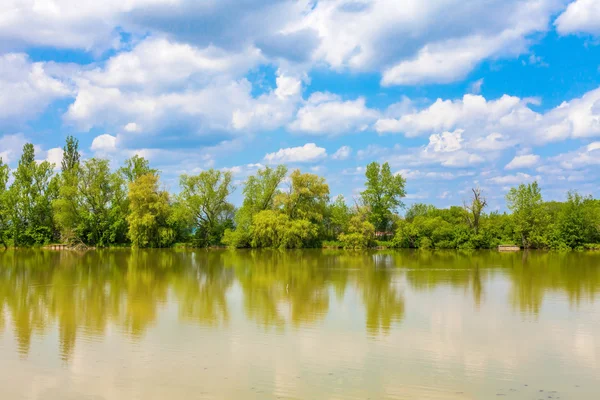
left=65, top=37, right=297, bottom=136
left=0, top=0, right=132, bottom=51
left=231, top=72, right=303, bottom=132
left=0, top=0, right=306, bottom=55
left=505, top=154, right=540, bottom=170
left=471, top=133, right=516, bottom=151
left=45, top=148, right=64, bottom=169
left=288, top=93, right=378, bottom=135
left=84, top=37, right=262, bottom=90
left=274, top=73, right=303, bottom=99
left=0, top=133, right=28, bottom=164
left=123, top=122, right=141, bottom=132
left=375, top=87, right=600, bottom=145
left=295, top=0, right=562, bottom=85
left=387, top=139, right=485, bottom=169
left=375, top=94, right=535, bottom=137
left=263, top=143, right=327, bottom=164
left=0, top=0, right=568, bottom=88
left=470, top=79, right=484, bottom=95
left=426, top=130, right=464, bottom=153
left=332, top=146, right=352, bottom=160
left=382, top=35, right=509, bottom=85
left=396, top=169, right=464, bottom=180
left=551, top=141, right=600, bottom=169
left=0, top=53, right=71, bottom=124
left=91, top=134, right=118, bottom=153
left=488, top=172, right=538, bottom=185
left=555, top=0, right=600, bottom=35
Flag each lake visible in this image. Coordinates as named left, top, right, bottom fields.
left=0, top=249, right=599, bottom=399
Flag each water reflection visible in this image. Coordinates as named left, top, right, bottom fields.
left=0, top=249, right=599, bottom=362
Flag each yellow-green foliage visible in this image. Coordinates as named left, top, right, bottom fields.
left=127, top=173, right=173, bottom=248
left=338, top=213, right=376, bottom=249
left=250, top=210, right=317, bottom=249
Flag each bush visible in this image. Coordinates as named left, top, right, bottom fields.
left=419, top=237, right=433, bottom=249
left=322, top=240, right=342, bottom=248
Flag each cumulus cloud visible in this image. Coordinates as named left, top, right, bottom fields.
left=295, top=0, right=563, bottom=84
left=332, top=146, right=352, bottom=160
left=123, top=122, right=141, bottom=133
left=0, top=133, right=29, bottom=164
left=91, top=134, right=118, bottom=153
left=375, top=88, right=600, bottom=145
left=65, top=40, right=302, bottom=138
left=382, top=35, right=510, bottom=85
left=45, top=148, right=64, bottom=169
left=551, top=141, right=600, bottom=169
left=555, top=0, right=600, bottom=35
left=426, top=130, right=464, bottom=153
left=505, top=154, right=540, bottom=170
left=288, top=93, right=379, bottom=135
left=0, top=0, right=307, bottom=55
left=387, top=133, right=485, bottom=169
left=0, top=53, right=72, bottom=124
left=263, top=143, right=327, bottom=164
left=488, top=172, right=539, bottom=185
left=231, top=72, right=303, bottom=131
left=83, top=37, right=262, bottom=90
left=0, top=0, right=571, bottom=88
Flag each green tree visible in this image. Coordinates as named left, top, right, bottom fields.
left=0, top=158, right=9, bottom=248
left=360, top=162, right=406, bottom=232
left=119, top=155, right=157, bottom=183
left=276, top=169, right=329, bottom=222
left=506, top=181, right=548, bottom=248
left=8, top=144, right=57, bottom=245
left=325, top=195, right=351, bottom=239
left=179, top=169, right=235, bottom=246
left=53, top=137, right=82, bottom=243
left=556, top=191, right=589, bottom=249
left=61, top=136, right=80, bottom=172
left=223, top=165, right=287, bottom=248
left=77, top=159, right=118, bottom=246
left=338, top=208, right=376, bottom=249
left=127, top=173, right=173, bottom=248
left=250, top=210, right=317, bottom=249
left=404, top=203, right=435, bottom=222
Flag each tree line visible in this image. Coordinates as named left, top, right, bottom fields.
left=1, top=137, right=599, bottom=250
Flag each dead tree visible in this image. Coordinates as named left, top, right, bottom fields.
left=464, top=187, right=488, bottom=234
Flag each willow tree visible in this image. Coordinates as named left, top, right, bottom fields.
left=224, top=165, right=287, bottom=247
left=0, top=158, right=9, bottom=248
left=179, top=169, right=235, bottom=246
left=276, top=169, right=329, bottom=222
left=127, top=173, right=172, bottom=248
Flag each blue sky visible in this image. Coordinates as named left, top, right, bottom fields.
left=1, top=0, right=600, bottom=210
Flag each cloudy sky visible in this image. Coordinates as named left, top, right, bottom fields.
left=1, top=0, right=600, bottom=209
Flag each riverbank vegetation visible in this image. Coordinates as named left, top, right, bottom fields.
left=1, top=137, right=599, bottom=250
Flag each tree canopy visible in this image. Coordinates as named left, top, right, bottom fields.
left=1, top=138, right=599, bottom=251
left=360, top=162, right=406, bottom=232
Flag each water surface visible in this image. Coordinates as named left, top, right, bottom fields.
left=0, top=249, right=599, bottom=399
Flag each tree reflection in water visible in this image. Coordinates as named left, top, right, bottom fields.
left=0, top=249, right=598, bottom=362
